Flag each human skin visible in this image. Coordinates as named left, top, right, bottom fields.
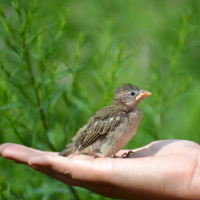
left=0, top=140, right=200, bottom=200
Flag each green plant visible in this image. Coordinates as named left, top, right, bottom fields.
left=149, top=11, right=192, bottom=140
left=0, top=0, right=200, bottom=200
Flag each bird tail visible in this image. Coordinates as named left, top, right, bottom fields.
left=59, top=142, right=77, bottom=157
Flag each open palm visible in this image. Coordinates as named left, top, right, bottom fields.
left=0, top=140, right=200, bottom=200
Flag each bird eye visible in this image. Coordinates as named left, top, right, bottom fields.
left=128, top=91, right=135, bottom=96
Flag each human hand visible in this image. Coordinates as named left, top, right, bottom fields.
left=0, top=140, right=200, bottom=200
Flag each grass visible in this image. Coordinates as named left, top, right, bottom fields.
left=0, top=0, right=200, bottom=199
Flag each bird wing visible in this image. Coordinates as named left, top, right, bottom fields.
left=74, top=107, right=127, bottom=150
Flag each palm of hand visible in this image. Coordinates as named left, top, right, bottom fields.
left=0, top=140, right=200, bottom=200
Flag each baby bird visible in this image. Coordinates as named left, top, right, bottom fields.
left=59, top=84, right=151, bottom=158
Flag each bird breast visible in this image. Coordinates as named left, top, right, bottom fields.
left=101, top=107, right=143, bottom=156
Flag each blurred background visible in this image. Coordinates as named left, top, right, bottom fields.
left=0, top=0, right=200, bottom=199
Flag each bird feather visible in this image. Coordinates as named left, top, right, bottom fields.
left=74, top=106, right=127, bottom=150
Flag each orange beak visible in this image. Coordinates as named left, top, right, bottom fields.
left=135, top=90, right=152, bottom=101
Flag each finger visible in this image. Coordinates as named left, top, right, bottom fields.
left=59, top=154, right=96, bottom=160
left=28, top=154, right=117, bottom=197
left=31, top=164, right=84, bottom=186
left=0, top=143, right=84, bottom=186
left=0, top=143, right=56, bottom=163
left=28, top=153, right=114, bottom=183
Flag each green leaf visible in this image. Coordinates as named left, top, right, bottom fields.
left=0, top=103, right=23, bottom=111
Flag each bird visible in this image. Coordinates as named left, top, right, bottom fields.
left=59, top=84, right=151, bottom=158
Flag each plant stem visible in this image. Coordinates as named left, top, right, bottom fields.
left=25, top=48, right=56, bottom=151
left=68, top=186, right=80, bottom=200
left=20, top=16, right=55, bottom=151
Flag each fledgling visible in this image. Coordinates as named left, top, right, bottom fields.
left=59, top=84, right=151, bottom=158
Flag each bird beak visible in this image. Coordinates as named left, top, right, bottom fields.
left=135, top=90, right=152, bottom=101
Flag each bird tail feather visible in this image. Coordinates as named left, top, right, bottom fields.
left=59, top=142, right=77, bottom=157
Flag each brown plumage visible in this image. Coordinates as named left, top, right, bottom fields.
left=59, top=84, right=151, bottom=158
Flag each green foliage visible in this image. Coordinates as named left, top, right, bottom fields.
left=0, top=0, right=200, bottom=199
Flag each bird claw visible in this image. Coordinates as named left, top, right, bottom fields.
left=121, top=151, right=135, bottom=158
left=112, top=155, right=120, bottom=158
left=92, top=152, right=104, bottom=158
left=92, top=151, right=135, bottom=158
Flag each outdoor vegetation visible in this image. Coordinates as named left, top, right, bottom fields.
left=0, top=0, right=200, bottom=199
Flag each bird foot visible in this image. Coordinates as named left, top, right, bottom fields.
left=91, top=152, right=104, bottom=158
left=121, top=151, right=135, bottom=158
left=111, top=155, right=120, bottom=158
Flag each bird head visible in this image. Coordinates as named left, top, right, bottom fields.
left=113, top=84, right=152, bottom=111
